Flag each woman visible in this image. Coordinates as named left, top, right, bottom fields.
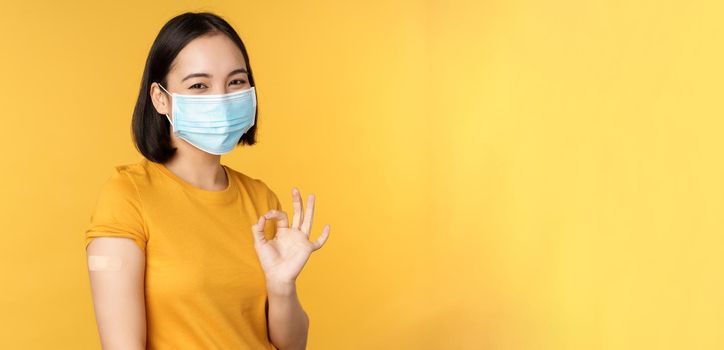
left=84, top=12, right=330, bottom=350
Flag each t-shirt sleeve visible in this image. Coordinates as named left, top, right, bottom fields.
left=257, top=179, right=283, bottom=240
left=271, top=188, right=283, bottom=212
left=84, top=168, right=148, bottom=253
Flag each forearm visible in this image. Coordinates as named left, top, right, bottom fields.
left=266, top=279, right=309, bottom=350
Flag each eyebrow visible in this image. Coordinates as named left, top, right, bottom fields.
left=181, top=68, right=248, bottom=82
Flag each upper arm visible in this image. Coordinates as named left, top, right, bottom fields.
left=272, top=188, right=283, bottom=211
left=86, top=237, right=146, bottom=349
left=256, top=179, right=283, bottom=239
left=84, top=168, right=148, bottom=349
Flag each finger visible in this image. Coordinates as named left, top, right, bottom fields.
left=311, top=224, right=330, bottom=251
left=291, top=187, right=303, bottom=230
left=300, top=194, right=315, bottom=237
left=251, top=215, right=268, bottom=244
left=264, top=209, right=289, bottom=229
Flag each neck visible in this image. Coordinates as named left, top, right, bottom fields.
left=163, top=150, right=228, bottom=191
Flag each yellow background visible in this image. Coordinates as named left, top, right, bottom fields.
left=1, top=0, right=722, bottom=349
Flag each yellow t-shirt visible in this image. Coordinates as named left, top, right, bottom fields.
left=84, top=158, right=282, bottom=350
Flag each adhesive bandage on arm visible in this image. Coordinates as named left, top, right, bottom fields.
left=88, top=255, right=123, bottom=271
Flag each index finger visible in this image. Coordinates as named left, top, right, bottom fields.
left=263, top=209, right=289, bottom=229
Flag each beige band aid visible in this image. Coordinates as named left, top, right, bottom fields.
left=88, top=255, right=123, bottom=271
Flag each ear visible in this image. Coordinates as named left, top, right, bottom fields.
left=149, top=82, right=171, bottom=116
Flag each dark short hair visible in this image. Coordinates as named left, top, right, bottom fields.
left=132, top=12, right=258, bottom=163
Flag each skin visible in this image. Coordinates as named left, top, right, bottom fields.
left=86, top=238, right=147, bottom=349
left=87, top=32, right=330, bottom=350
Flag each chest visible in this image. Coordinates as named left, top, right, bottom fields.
left=142, top=195, right=268, bottom=303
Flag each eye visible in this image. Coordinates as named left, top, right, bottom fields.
left=229, top=79, right=247, bottom=86
left=189, top=83, right=207, bottom=89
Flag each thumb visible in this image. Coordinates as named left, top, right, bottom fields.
left=251, top=215, right=267, bottom=244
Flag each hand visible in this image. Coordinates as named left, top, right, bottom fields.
left=251, top=187, right=330, bottom=284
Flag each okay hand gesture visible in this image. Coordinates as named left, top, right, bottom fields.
left=251, top=187, right=330, bottom=284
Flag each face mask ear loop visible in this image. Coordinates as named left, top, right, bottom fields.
left=157, top=83, right=174, bottom=129
left=158, top=83, right=170, bottom=95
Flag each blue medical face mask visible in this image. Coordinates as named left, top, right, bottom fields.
left=157, top=83, right=257, bottom=155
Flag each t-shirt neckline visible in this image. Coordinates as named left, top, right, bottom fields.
left=146, top=159, right=238, bottom=203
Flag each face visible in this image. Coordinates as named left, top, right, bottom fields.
left=149, top=33, right=252, bottom=156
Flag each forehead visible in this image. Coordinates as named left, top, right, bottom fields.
left=169, top=33, right=247, bottom=76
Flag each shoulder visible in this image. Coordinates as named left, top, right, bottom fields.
left=115, top=159, right=153, bottom=183
left=224, top=166, right=282, bottom=208
left=97, top=160, right=149, bottom=200
left=104, top=158, right=161, bottom=192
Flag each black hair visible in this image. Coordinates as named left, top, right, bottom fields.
left=132, top=12, right=258, bottom=163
